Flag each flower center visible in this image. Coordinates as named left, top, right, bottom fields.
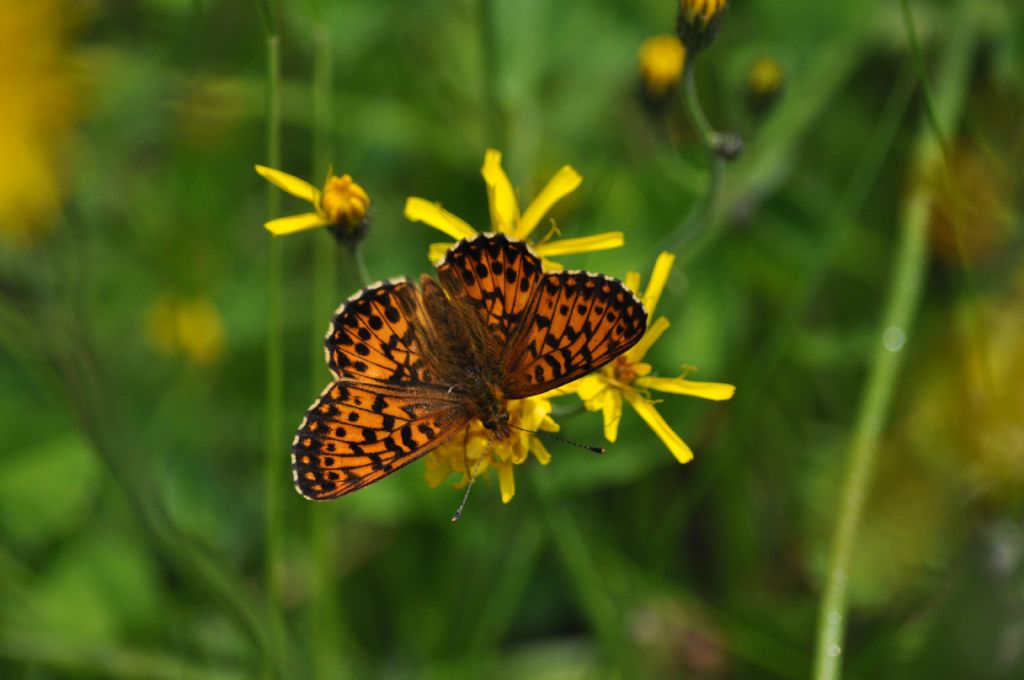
left=319, top=175, right=370, bottom=227
left=612, top=355, right=638, bottom=385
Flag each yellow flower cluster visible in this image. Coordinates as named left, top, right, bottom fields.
left=405, top=149, right=624, bottom=269
left=424, top=397, right=558, bottom=504
left=554, top=253, right=734, bottom=463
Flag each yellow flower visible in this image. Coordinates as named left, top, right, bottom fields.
left=404, top=149, right=624, bottom=268
left=144, top=296, right=225, bottom=367
left=254, top=165, right=371, bottom=239
left=638, top=35, right=686, bottom=98
left=747, top=57, right=783, bottom=97
left=0, top=0, right=80, bottom=245
left=677, top=0, right=727, bottom=52
left=558, top=252, right=734, bottom=463
left=746, top=57, right=783, bottom=116
left=424, top=396, right=558, bottom=503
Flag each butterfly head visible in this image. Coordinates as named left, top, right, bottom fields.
left=480, top=387, right=512, bottom=440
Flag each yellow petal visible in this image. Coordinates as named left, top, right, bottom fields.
left=529, top=437, right=552, bottom=465
left=255, top=165, right=319, bottom=204
left=628, top=316, right=669, bottom=362
left=498, top=463, right=516, bottom=503
left=428, top=241, right=455, bottom=263
left=574, top=374, right=607, bottom=403
left=423, top=454, right=450, bottom=487
left=635, top=376, right=736, bottom=401
left=625, top=393, right=694, bottom=464
left=404, top=197, right=477, bottom=240
left=643, top=252, right=676, bottom=319
left=624, top=271, right=642, bottom=295
left=517, top=164, right=582, bottom=239
left=264, top=212, right=328, bottom=236
left=601, top=388, right=623, bottom=442
left=481, top=149, right=519, bottom=233
left=531, top=232, right=625, bottom=257
left=542, top=381, right=580, bottom=398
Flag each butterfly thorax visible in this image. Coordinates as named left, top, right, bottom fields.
left=419, top=275, right=513, bottom=440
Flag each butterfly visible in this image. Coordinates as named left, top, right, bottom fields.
left=291, top=233, right=648, bottom=499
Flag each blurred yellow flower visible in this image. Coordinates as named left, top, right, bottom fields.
left=679, top=0, right=727, bottom=26
left=677, top=0, right=727, bottom=52
left=746, top=57, right=784, bottom=115
left=557, top=252, right=734, bottom=463
left=144, top=297, right=225, bottom=368
left=0, top=0, right=80, bottom=245
left=255, top=165, right=370, bottom=239
left=638, top=35, right=686, bottom=98
left=747, top=57, right=783, bottom=97
left=424, top=396, right=558, bottom=503
left=404, top=149, right=624, bottom=268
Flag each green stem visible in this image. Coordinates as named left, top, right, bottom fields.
left=262, top=27, right=286, bottom=678
left=345, top=243, right=372, bottom=287
left=683, top=63, right=714, bottom=144
left=476, top=0, right=503, bottom=148
left=307, top=16, right=350, bottom=680
left=812, top=6, right=978, bottom=678
left=675, top=61, right=917, bottom=553
left=663, top=61, right=726, bottom=257
left=900, top=0, right=994, bottom=399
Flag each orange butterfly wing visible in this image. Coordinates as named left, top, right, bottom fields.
left=293, top=279, right=468, bottom=500
left=437, top=234, right=647, bottom=398
left=292, top=381, right=465, bottom=499
left=436, top=234, right=544, bottom=348
left=503, top=269, right=648, bottom=397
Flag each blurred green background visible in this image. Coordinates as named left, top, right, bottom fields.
left=1, top=0, right=1023, bottom=678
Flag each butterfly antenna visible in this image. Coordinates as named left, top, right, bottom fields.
left=510, top=424, right=605, bottom=454
left=451, top=440, right=490, bottom=523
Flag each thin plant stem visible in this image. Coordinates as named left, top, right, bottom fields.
left=670, top=62, right=918, bottom=557
left=899, top=0, right=994, bottom=398
left=663, top=61, right=726, bottom=258
left=476, top=0, right=503, bottom=148
left=307, top=15, right=348, bottom=680
left=683, top=62, right=714, bottom=144
left=812, top=5, right=978, bottom=678
left=261, top=23, right=287, bottom=679
left=345, top=243, right=371, bottom=287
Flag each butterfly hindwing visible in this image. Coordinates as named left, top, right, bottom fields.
left=292, top=381, right=467, bottom=500
left=503, top=269, right=648, bottom=398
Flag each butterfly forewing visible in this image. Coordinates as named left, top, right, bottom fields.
left=436, top=233, right=545, bottom=347
left=325, top=279, right=430, bottom=385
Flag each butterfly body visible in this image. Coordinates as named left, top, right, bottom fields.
left=292, top=233, right=648, bottom=500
